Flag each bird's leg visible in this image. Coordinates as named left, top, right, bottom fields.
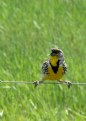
left=58, top=80, right=72, bottom=88
left=33, top=80, right=43, bottom=87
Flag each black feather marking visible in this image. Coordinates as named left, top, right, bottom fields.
left=50, top=60, right=59, bottom=73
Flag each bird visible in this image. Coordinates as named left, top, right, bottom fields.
left=33, top=48, right=71, bottom=88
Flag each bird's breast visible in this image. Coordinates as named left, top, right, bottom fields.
left=43, top=66, right=64, bottom=80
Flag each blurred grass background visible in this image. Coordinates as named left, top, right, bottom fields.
left=0, top=0, right=86, bottom=121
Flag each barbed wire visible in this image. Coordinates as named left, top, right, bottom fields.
left=0, top=80, right=86, bottom=85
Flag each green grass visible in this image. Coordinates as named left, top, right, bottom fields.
left=0, top=0, right=86, bottom=121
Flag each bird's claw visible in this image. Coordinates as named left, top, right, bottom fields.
left=66, top=81, right=72, bottom=88
left=33, top=81, right=39, bottom=87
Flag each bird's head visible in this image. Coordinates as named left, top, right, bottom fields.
left=50, top=48, right=64, bottom=66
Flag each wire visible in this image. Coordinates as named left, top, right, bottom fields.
left=0, top=80, right=86, bottom=85
left=0, top=80, right=33, bottom=84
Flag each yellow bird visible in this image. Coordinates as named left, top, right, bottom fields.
left=33, top=48, right=71, bottom=88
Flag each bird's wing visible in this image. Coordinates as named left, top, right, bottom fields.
left=59, top=61, right=67, bottom=74
left=63, top=62, right=67, bottom=74
left=42, top=60, right=49, bottom=75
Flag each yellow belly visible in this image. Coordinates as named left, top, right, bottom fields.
left=43, top=66, right=64, bottom=81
